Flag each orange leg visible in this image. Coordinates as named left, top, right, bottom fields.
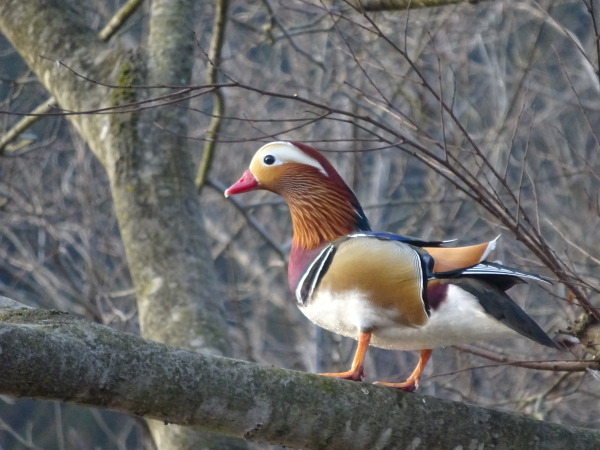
left=319, top=331, right=371, bottom=381
left=374, top=349, right=433, bottom=391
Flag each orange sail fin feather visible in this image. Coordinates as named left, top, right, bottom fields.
left=226, top=142, right=557, bottom=391
left=424, top=237, right=498, bottom=273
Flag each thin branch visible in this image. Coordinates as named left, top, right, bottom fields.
left=97, top=0, right=144, bottom=42
left=196, top=0, right=229, bottom=191
left=262, top=0, right=326, bottom=70
left=208, top=178, right=286, bottom=260
left=545, top=218, right=600, bottom=268
left=0, top=86, right=221, bottom=117
left=341, top=7, right=600, bottom=320
left=0, top=97, right=56, bottom=152
left=588, top=0, right=600, bottom=81
left=2, top=51, right=596, bottom=318
left=454, top=344, right=600, bottom=373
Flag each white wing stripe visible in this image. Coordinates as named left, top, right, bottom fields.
left=295, top=244, right=335, bottom=304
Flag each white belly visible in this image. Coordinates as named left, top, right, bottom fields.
left=299, top=284, right=519, bottom=350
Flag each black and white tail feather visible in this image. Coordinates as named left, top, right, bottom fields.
left=434, top=261, right=552, bottom=285
left=434, top=262, right=558, bottom=348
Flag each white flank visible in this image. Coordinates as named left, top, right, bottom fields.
left=300, top=284, right=519, bottom=351
left=295, top=244, right=335, bottom=304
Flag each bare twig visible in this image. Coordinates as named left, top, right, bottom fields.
left=454, top=344, right=599, bottom=372
left=0, top=97, right=56, bottom=152
left=3, top=48, right=598, bottom=322
left=97, top=0, right=144, bottom=42
left=208, top=178, right=286, bottom=260
left=196, top=0, right=229, bottom=191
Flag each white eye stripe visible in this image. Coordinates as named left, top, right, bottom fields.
left=254, top=142, right=327, bottom=176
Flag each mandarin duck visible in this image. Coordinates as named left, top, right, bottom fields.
left=225, top=141, right=557, bottom=391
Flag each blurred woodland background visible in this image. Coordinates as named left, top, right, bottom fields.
left=0, top=0, right=599, bottom=448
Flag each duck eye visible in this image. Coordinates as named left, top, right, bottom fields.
left=263, top=155, right=276, bottom=165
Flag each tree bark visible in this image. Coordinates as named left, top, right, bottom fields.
left=0, top=301, right=598, bottom=450
left=347, top=0, right=490, bottom=11
left=0, top=0, right=239, bottom=447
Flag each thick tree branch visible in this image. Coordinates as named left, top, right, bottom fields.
left=0, top=301, right=598, bottom=449
left=347, top=0, right=490, bottom=11
left=0, top=0, right=143, bottom=154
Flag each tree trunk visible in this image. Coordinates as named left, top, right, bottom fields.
left=0, top=0, right=241, bottom=447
